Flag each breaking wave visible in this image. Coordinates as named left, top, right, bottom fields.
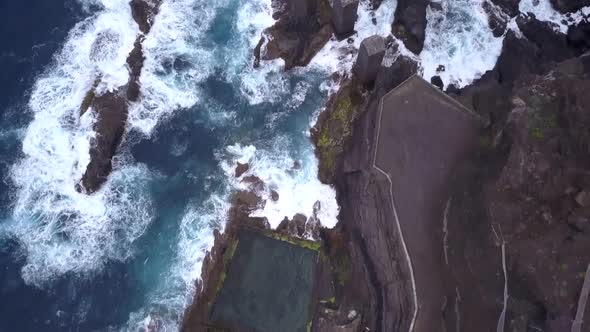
left=420, top=0, right=503, bottom=88
left=5, top=0, right=149, bottom=287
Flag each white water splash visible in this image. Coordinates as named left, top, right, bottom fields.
left=220, top=143, right=339, bottom=229
left=519, top=0, right=590, bottom=33
left=5, top=0, right=156, bottom=287
left=420, top=0, right=503, bottom=88
left=311, top=0, right=397, bottom=75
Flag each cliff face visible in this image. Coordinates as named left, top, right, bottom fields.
left=450, top=53, right=590, bottom=331
left=313, top=51, right=422, bottom=331
left=316, top=13, right=590, bottom=332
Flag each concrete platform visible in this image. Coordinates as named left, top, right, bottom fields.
left=209, top=229, right=319, bottom=332
left=372, top=75, right=480, bottom=331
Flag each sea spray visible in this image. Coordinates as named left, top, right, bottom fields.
left=420, top=0, right=503, bottom=88
left=6, top=0, right=149, bottom=287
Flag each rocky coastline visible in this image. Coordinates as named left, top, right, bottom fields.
left=182, top=0, right=590, bottom=331
left=313, top=4, right=590, bottom=332
left=77, top=0, right=161, bottom=194
left=253, top=0, right=334, bottom=70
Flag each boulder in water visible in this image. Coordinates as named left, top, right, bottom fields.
left=235, top=162, right=249, bottom=178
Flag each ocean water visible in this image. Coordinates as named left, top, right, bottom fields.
left=0, top=0, right=580, bottom=330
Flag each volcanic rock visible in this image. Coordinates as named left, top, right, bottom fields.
left=392, top=0, right=429, bottom=54
left=79, top=0, right=161, bottom=194
left=354, top=35, right=386, bottom=85
left=576, top=190, right=590, bottom=207
left=568, top=21, right=590, bottom=53
left=483, top=0, right=511, bottom=37
left=277, top=213, right=307, bottom=237
left=332, top=0, right=359, bottom=36
left=235, top=162, right=249, bottom=177
left=430, top=75, right=443, bottom=89
left=516, top=14, right=575, bottom=63
left=130, top=0, right=160, bottom=34
left=271, top=189, right=279, bottom=201
left=551, top=0, right=590, bottom=13
left=490, top=0, right=521, bottom=17
left=256, top=0, right=333, bottom=69
left=80, top=91, right=128, bottom=193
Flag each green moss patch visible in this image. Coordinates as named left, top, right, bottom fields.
left=262, top=229, right=322, bottom=251
left=314, top=81, right=366, bottom=183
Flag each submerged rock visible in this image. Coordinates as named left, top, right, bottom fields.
left=130, top=0, right=160, bottom=34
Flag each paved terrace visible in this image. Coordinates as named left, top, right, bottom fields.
left=372, top=75, right=480, bottom=331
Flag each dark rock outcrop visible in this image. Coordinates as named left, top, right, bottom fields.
left=332, top=0, right=359, bottom=36
left=483, top=0, right=511, bottom=37
left=313, top=9, right=590, bottom=330
left=445, top=13, right=590, bottom=328
left=255, top=0, right=333, bottom=69
left=80, top=92, right=128, bottom=193
left=430, top=75, right=443, bottom=89
left=568, top=20, right=590, bottom=53
left=392, top=0, right=430, bottom=54
left=78, top=0, right=160, bottom=193
left=452, top=53, right=590, bottom=331
left=517, top=14, right=575, bottom=62
left=234, top=162, right=249, bottom=178
left=130, top=0, right=160, bottom=34
left=353, top=35, right=386, bottom=85
left=551, top=0, right=590, bottom=13
left=490, top=0, right=521, bottom=17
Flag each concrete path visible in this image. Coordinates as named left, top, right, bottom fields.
left=372, top=75, right=480, bottom=332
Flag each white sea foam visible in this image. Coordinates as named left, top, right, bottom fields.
left=5, top=0, right=154, bottom=287
left=220, top=143, right=339, bottom=229
left=311, top=0, right=397, bottom=75
left=128, top=0, right=232, bottom=135
left=420, top=0, right=503, bottom=88
left=126, top=194, right=224, bottom=331
left=233, top=0, right=290, bottom=105
left=519, top=0, right=590, bottom=33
